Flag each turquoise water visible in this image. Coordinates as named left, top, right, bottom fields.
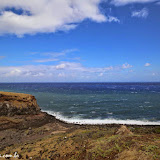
left=0, top=83, right=160, bottom=125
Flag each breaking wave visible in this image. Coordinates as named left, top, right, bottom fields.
left=42, top=110, right=160, bottom=125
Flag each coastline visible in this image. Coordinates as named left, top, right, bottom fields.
left=1, top=111, right=160, bottom=160
left=0, top=91, right=160, bottom=159
left=43, top=110, right=160, bottom=126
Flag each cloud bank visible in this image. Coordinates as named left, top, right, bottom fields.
left=0, top=62, right=133, bottom=82
left=0, top=0, right=120, bottom=36
left=111, top=0, right=157, bottom=6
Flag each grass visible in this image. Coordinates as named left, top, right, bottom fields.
left=0, top=116, right=23, bottom=124
left=1, top=126, right=160, bottom=160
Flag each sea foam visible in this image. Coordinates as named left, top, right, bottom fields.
left=42, top=110, right=160, bottom=125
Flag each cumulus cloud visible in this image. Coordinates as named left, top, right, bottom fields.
left=132, top=8, right=149, bottom=18
left=0, top=62, right=133, bottom=82
left=144, top=63, right=151, bottom=67
left=111, top=0, right=157, bottom=6
left=0, top=0, right=120, bottom=36
left=122, top=63, right=133, bottom=69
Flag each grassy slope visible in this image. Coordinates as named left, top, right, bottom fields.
left=1, top=126, right=160, bottom=160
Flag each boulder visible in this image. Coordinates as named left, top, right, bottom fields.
left=0, top=91, right=40, bottom=116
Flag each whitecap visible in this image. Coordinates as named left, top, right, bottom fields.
left=84, top=101, right=88, bottom=104
left=70, top=111, right=76, bottom=113
left=107, top=112, right=113, bottom=115
left=147, top=106, right=153, bottom=108
left=91, top=111, right=96, bottom=114
left=122, top=99, right=128, bottom=101
left=42, top=110, right=160, bottom=125
left=144, top=102, right=150, bottom=104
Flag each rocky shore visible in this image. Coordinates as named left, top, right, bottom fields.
left=0, top=91, right=160, bottom=160
left=0, top=92, right=73, bottom=151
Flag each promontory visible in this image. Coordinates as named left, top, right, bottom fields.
left=0, top=91, right=160, bottom=160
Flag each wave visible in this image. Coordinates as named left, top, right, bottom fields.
left=42, top=110, right=160, bottom=125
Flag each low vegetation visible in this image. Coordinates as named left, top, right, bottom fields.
left=1, top=125, right=160, bottom=160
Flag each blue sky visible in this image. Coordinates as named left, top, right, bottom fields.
left=0, top=0, right=160, bottom=82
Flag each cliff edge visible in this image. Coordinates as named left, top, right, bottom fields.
left=0, top=91, right=40, bottom=116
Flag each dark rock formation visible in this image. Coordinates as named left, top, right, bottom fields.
left=0, top=91, right=40, bottom=116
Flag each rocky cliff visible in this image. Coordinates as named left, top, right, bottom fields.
left=0, top=91, right=40, bottom=116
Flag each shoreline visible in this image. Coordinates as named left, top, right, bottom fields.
left=0, top=91, right=160, bottom=159
left=1, top=111, right=160, bottom=160
left=42, top=110, right=160, bottom=126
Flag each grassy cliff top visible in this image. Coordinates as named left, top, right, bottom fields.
left=0, top=91, right=40, bottom=115
left=0, top=91, right=33, bottom=98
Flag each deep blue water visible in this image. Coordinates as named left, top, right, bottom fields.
left=0, top=83, right=160, bottom=125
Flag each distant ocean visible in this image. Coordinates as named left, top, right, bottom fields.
left=0, top=83, right=160, bottom=125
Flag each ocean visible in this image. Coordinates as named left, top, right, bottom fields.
left=0, top=83, right=160, bottom=125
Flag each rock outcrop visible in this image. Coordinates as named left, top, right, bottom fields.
left=0, top=91, right=40, bottom=116
left=115, top=125, right=133, bottom=135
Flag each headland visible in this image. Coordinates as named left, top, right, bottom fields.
left=0, top=91, right=160, bottom=160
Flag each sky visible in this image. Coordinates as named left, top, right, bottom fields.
left=0, top=0, right=160, bottom=82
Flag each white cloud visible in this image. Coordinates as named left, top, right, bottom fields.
left=58, top=72, right=65, bottom=77
left=122, top=63, right=133, bottom=69
left=44, top=49, right=78, bottom=57
left=106, top=16, right=120, bottom=23
left=33, top=49, right=78, bottom=63
left=98, top=73, right=104, bottom=76
left=55, top=63, right=68, bottom=69
left=34, top=58, right=58, bottom=63
left=111, top=0, right=157, bottom=6
left=0, top=62, right=133, bottom=82
left=5, top=68, right=22, bottom=77
left=132, top=8, right=149, bottom=18
left=0, top=0, right=119, bottom=36
left=144, top=63, right=151, bottom=67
